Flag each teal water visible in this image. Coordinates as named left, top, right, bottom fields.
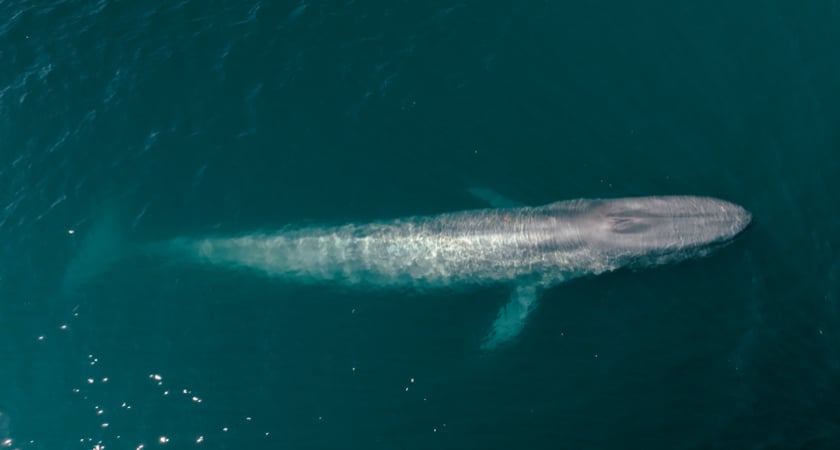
left=2, top=1, right=839, bottom=449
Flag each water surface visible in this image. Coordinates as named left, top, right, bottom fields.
left=1, top=1, right=838, bottom=448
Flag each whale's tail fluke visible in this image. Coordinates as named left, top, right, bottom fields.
left=62, top=211, right=126, bottom=291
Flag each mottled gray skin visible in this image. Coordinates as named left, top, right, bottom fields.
left=182, top=196, right=751, bottom=289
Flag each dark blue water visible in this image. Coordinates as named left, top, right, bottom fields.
left=2, top=1, right=839, bottom=449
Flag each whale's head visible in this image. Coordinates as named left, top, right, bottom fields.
left=568, top=196, right=752, bottom=267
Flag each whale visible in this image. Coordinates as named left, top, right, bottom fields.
left=162, top=193, right=752, bottom=349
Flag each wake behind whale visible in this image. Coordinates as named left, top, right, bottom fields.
left=159, top=194, right=751, bottom=349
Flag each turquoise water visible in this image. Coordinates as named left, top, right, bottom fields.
left=2, top=0, right=839, bottom=448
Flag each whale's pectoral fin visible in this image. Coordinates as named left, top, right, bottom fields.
left=467, top=187, right=525, bottom=208
left=481, top=284, right=541, bottom=350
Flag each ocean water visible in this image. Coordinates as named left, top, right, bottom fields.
left=1, top=0, right=839, bottom=449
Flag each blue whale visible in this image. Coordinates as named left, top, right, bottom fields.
left=169, top=194, right=751, bottom=349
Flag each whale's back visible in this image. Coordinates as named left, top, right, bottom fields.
left=185, top=207, right=585, bottom=288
